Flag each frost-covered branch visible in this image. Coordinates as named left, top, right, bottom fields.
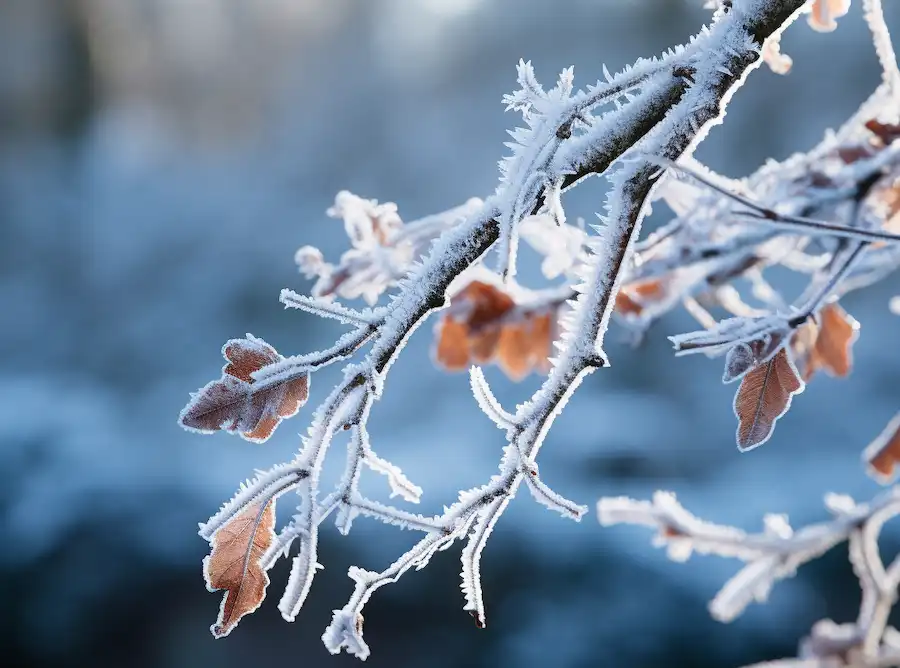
left=599, top=421, right=900, bottom=668
left=176, top=0, right=900, bottom=660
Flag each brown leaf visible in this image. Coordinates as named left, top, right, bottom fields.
left=615, top=279, right=666, bottom=317
left=733, top=348, right=804, bottom=451
left=863, top=413, right=900, bottom=484
left=528, top=312, right=554, bottom=375
left=813, top=303, right=858, bottom=377
left=433, top=281, right=559, bottom=380
left=180, top=335, right=309, bottom=442
left=790, top=304, right=858, bottom=381
left=496, top=322, right=532, bottom=381
left=204, top=499, right=276, bottom=637
left=865, top=119, right=900, bottom=146
left=435, top=319, right=471, bottom=372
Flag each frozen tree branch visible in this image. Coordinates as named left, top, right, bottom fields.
left=599, top=475, right=900, bottom=667
left=177, top=0, right=900, bottom=661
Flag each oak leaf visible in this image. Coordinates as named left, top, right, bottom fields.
left=863, top=413, right=900, bottom=484
left=733, top=348, right=804, bottom=451
left=204, top=499, right=276, bottom=637
left=180, top=335, right=309, bottom=442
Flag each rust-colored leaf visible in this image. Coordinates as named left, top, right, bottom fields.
left=496, top=321, right=532, bottom=381
left=733, top=348, right=804, bottom=451
left=433, top=280, right=560, bottom=380
left=863, top=413, right=900, bottom=484
left=790, top=304, right=858, bottom=382
left=462, top=281, right=517, bottom=329
left=435, top=319, right=472, bottom=372
left=204, top=499, right=276, bottom=637
left=528, top=312, right=554, bottom=374
left=813, top=303, right=858, bottom=377
left=615, top=279, right=666, bottom=317
left=865, top=119, right=900, bottom=146
left=180, top=335, right=309, bottom=442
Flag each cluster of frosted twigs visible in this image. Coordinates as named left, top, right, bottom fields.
left=178, top=0, right=900, bottom=662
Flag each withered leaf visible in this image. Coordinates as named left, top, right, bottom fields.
left=863, top=413, right=900, bottom=484
left=790, top=304, right=858, bottom=381
left=180, top=335, right=309, bottom=442
left=615, top=279, right=666, bottom=317
left=204, top=499, right=276, bottom=637
left=434, top=281, right=558, bottom=380
left=865, top=119, right=900, bottom=146
left=733, top=348, right=804, bottom=451
left=813, top=303, right=858, bottom=377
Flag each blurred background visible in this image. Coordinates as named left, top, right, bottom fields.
left=2, top=1, right=899, bottom=667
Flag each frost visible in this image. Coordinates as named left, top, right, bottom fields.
left=600, top=485, right=900, bottom=666
left=177, top=0, right=900, bottom=662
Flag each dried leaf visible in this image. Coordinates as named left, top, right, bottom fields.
left=790, top=304, right=858, bottom=381
left=496, top=322, right=532, bottom=381
left=863, top=413, right=900, bottom=484
left=813, top=303, right=858, bottom=377
left=433, top=281, right=559, bottom=380
left=180, top=335, right=309, bottom=442
left=733, top=348, right=804, bottom=451
left=615, top=279, right=666, bottom=317
left=435, top=319, right=472, bottom=372
left=204, top=499, right=277, bottom=637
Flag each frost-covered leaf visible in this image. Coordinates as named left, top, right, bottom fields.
left=433, top=280, right=560, bottom=380
left=723, top=330, right=787, bottom=383
left=179, top=335, right=309, bottom=442
left=863, top=412, right=900, bottom=483
left=791, top=303, right=859, bottom=381
left=203, top=499, right=276, bottom=637
left=734, top=348, right=804, bottom=451
left=615, top=278, right=668, bottom=317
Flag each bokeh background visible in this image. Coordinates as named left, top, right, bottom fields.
left=3, top=1, right=900, bottom=667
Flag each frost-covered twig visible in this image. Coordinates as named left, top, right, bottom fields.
left=598, top=478, right=900, bottom=668
left=178, top=0, right=900, bottom=660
